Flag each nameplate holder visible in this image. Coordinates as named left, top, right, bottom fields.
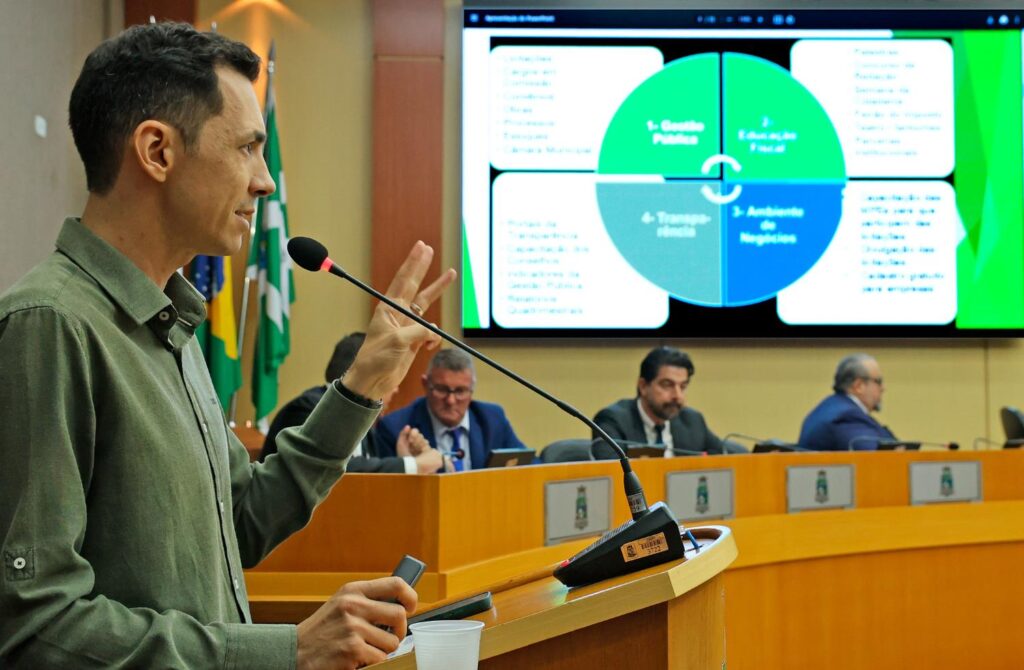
left=666, top=469, right=734, bottom=521
left=909, top=461, right=981, bottom=505
left=787, top=464, right=855, bottom=513
left=544, top=477, right=611, bottom=545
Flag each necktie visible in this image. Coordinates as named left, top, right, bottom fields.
left=654, top=424, right=666, bottom=446
left=447, top=426, right=466, bottom=472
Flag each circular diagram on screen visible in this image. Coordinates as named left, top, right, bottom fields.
left=595, top=52, right=847, bottom=307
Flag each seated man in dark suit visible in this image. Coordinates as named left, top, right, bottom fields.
left=593, top=347, right=724, bottom=459
left=799, top=353, right=895, bottom=451
left=260, top=333, right=443, bottom=473
left=375, top=348, right=527, bottom=470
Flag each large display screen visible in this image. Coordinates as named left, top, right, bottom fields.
left=461, top=8, right=1024, bottom=337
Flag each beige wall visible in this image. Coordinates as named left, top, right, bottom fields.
left=0, top=0, right=122, bottom=291
left=16, top=1, right=1023, bottom=450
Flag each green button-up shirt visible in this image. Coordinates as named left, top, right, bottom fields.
left=0, top=219, right=377, bottom=668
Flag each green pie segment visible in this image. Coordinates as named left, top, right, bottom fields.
left=597, top=54, right=721, bottom=177
left=723, top=53, right=845, bottom=181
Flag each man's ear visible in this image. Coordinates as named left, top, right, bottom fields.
left=130, top=120, right=178, bottom=184
left=421, top=374, right=429, bottom=391
left=636, top=376, right=647, bottom=396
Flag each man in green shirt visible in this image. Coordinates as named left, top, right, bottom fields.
left=0, top=22, right=453, bottom=669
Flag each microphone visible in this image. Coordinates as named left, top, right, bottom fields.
left=912, top=440, right=959, bottom=451
left=289, top=237, right=695, bottom=586
left=973, top=436, right=1000, bottom=450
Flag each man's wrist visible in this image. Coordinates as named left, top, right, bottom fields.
left=333, top=378, right=383, bottom=409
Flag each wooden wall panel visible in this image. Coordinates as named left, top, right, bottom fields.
left=371, top=0, right=445, bottom=410
left=373, top=0, right=443, bottom=57
left=124, top=0, right=195, bottom=26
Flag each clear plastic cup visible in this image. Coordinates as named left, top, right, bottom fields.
left=409, top=620, right=485, bottom=670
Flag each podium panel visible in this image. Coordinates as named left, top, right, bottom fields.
left=375, top=526, right=736, bottom=670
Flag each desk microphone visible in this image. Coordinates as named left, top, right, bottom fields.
left=973, top=436, right=999, bottom=450
left=289, top=237, right=696, bottom=586
left=913, top=440, right=958, bottom=450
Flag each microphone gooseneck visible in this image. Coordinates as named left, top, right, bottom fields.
left=287, top=237, right=650, bottom=520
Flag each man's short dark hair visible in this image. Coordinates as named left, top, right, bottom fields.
left=427, top=348, right=475, bottom=378
left=833, top=353, right=873, bottom=394
left=69, top=22, right=261, bottom=194
left=325, top=333, right=366, bottom=383
left=639, top=346, right=695, bottom=385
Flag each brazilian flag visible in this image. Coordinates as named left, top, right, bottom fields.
left=190, top=255, right=242, bottom=412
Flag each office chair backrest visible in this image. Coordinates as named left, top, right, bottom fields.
left=1000, top=406, right=1024, bottom=447
left=540, top=439, right=595, bottom=463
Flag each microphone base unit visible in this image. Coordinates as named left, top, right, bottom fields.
left=877, top=440, right=922, bottom=451
left=554, top=502, right=686, bottom=588
left=752, top=439, right=805, bottom=453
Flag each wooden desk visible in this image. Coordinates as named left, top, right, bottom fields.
left=248, top=449, right=1024, bottom=577
left=245, top=451, right=1024, bottom=667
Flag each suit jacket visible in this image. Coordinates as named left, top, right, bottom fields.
left=591, top=398, right=723, bottom=459
left=260, top=385, right=407, bottom=472
left=798, top=393, right=895, bottom=451
left=375, top=397, right=526, bottom=469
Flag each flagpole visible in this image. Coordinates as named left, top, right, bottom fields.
left=230, top=39, right=275, bottom=428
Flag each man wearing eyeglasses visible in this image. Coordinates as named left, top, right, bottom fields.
left=799, top=353, right=896, bottom=450
left=375, top=348, right=527, bottom=470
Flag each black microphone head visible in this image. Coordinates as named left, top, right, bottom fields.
left=288, top=236, right=329, bottom=272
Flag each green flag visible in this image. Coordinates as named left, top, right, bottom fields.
left=247, top=46, right=294, bottom=431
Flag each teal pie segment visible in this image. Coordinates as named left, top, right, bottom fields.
left=596, top=181, right=723, bottom=306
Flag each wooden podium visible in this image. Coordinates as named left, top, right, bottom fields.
left=246, top=461, right=679, bottom=609
left=376, top=526, right=736, bottom=669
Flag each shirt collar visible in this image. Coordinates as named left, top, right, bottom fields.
left=56, top=217, right=207, bottom=340
left=636, top=397, right=660, bottom=432
left=846, top=393, right=870, bottom=415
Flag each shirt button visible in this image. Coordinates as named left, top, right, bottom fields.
left=158, top=311, right=171, bottom=322
left=13, top=557, right=26, bottom=570
left=203, top=423, right=209, bottom=434
left=233, top=578, right=239, bottom=590
left=219, top=501, right=225, bottom=513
